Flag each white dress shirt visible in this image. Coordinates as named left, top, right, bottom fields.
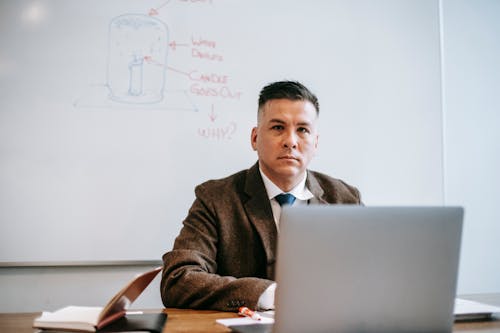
left=257, top=167, right=315, bottom=310
left=259, top=167, right=314, bottom=228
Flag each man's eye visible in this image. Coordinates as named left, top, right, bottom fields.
left=298, top=127, right=310, bottom=134
left=271, top=125, right=284, bottom=130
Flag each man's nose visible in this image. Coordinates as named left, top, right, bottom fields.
left=283, top=130, right=298, bottom=148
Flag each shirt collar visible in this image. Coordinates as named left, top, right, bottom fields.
left=259, top=166, right=314, bottom=201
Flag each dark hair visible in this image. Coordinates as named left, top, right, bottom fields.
left=258, top=80, right=319, bottom=114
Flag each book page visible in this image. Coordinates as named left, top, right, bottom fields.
left=34, top=306, right=102, bottom=331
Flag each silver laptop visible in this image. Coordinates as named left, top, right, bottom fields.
left=272, top=206, right=464, bottom=333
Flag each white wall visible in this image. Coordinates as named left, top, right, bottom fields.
left=441, top=0, right=500, bottom=294
left=0, top=265, right=164, bottom=313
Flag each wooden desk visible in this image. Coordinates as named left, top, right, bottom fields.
left=1, top=295, right=499, bottom=333
left=0, top=309, right=237, bottom=333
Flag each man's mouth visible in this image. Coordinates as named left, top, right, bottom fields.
left=278, top=155, right=299, bottom=161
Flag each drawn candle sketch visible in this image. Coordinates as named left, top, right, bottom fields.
left=128, top=54, right=144, bottom=96
left=107, top=14, right=168, bottom=104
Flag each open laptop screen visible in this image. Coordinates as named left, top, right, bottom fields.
left=274, top=206, right=463, bottom=333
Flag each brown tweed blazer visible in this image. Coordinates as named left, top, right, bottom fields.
left=160, top=162, right=361, bottom=311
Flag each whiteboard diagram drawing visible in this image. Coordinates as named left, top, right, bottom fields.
left=74, top=12, right=196, bottom=111
left=107, top=14, right=168, bottom=104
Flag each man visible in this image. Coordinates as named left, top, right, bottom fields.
left=161, top=81, right=361, bottom=311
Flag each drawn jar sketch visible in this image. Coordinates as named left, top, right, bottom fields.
left=107, top=14, right=168, bottom=104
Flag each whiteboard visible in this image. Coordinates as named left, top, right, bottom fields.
left=0, top=0, right=443, bottom=262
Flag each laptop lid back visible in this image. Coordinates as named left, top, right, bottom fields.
left=274, top=206, right=463, bottom=333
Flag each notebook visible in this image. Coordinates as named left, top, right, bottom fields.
left=33, top=267, right=163, bottom=332
left=232, top=206, right=464, bottom=333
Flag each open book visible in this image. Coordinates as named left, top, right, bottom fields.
left=33, top=266, right=162, bottom=332
left=454, top=298, right=500, bottom=321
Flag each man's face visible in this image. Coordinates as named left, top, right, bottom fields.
left=251, top=98, right=319, bottom=190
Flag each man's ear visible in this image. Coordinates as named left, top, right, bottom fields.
left=250, top=127, right=258, bottom=151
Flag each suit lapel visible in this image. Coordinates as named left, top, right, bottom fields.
left=306, top=170, right=328, bottom=204
left=243, top=163, right=278, bottom=278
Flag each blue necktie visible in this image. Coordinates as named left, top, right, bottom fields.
left=275, top=193, right=296, bottom=206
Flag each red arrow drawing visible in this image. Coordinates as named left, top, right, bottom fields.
left=149, top=0, right=171, bottom=16
left=169, top=40, right=190, bottom=51
left=209, top=104, right=217, bottom=122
